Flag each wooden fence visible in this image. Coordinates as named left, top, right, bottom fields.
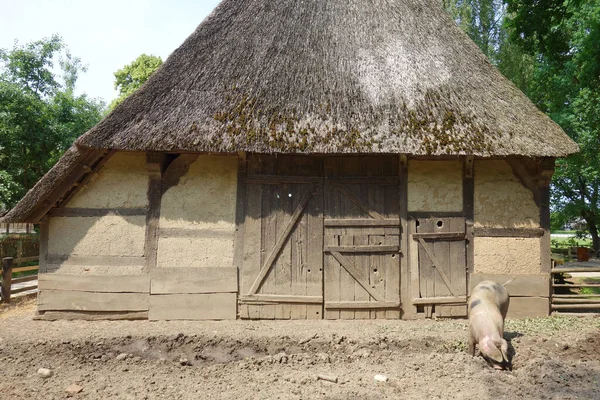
left=551, top=264, right=600, bottom=316
left=0, top=223, right=34, bottom=235
left=1, top=256, right=39, bottom=303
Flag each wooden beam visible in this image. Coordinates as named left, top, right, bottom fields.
left=144, top=152, right=166, bottom=273
left=233, top=152, right=248, bottom=295
left=160, top=154, right=199, bottom=195
left=150, top=267, right=238, bottom=294
left=38, top=291, right=149, bottom=312
left=325, top=301, right=400, bottom=309
left=33, top=311, right=148, bottom=321
left=552, top=267, right=600, bottom=273
left=325, top=176, right=400, bottom=185
left=412, top=296, right=467, bottom=305
left=552, top=298, right=600, bottom=304
left=551, top=303, right=600, bottom=310
left=473, top=227, right=545, bottom=238
left=48, top=208, right=148, bottom=217
left=38, top=274, right=149, bottom=293
left=240, top=295, right=323, bottom=304
left=539, top=158, right=555, bottom=273
left=408, top=211, right=465, bottom=219
left=12, top=275, right=38, bottom=285
left=411, top=232, right=466, bottom=240
left=324, top=219, right=400, bottom=227
left=246, top=174, right=322, bottom=184
left=247, top=185, right=314, bottom=295
left=324, top=245, right=400, bottom=253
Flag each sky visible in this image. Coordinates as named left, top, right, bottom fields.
left=0, top=0, right=222, bottom=103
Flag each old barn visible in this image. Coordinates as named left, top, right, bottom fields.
left=1, top=0, right=578, bottom=320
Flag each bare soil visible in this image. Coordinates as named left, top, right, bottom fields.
left=1, top=299, right=599, bottom=400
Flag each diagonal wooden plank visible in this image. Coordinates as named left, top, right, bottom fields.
left=418, top=238, right=459, bottom=297
left=333, top=183, right=383, bottom=220
left=248, top=184, right=315, bottom=295
left=330, top=251, right=386, bottom=302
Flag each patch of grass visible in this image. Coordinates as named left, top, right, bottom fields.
left=552, top=230, right=577, bottom=235
left=506, top=316, right=600, bottom=336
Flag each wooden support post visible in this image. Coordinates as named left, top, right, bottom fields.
left=144, top=153, right=166, bottom=273
left=233, top=152, right=248, bottom=299
left=2, top=257, right=14, bottom=303
left=463, top=156, right=475, bottom=287
left=539, top=158, right=555, bottom=274
left=399, top=154, right=413, bottom=319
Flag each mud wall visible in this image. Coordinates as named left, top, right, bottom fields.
left=157, top=156, right=238, bottom=269
left=474, top=160, right=539, bottom=228
left=408, top=160, right=463, bottom=212
left=46, top=153, right=147, bottom=275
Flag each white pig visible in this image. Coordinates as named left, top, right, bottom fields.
left=468, top=280, right=511, bottom=370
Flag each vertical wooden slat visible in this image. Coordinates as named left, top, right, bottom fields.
left=2, top=257, right=14, bottom=303
left=399, top=155, right=410, bottom=319
left=307, top=183, right=324, bottom=320
left=144, top=153, right=165, bottom=273
left=353, top=234, right=370, bottom=319
left=463, top=157, right=475, bottom=281
left=241, top=183, right=263, bottom=296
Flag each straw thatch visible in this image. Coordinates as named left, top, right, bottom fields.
left=77, top=0, right=577, bottom=157
left=1, top=0, right=579, bottom=223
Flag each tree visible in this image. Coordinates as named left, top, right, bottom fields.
left=505, top=0, right=600, bottom=251
left=109, top=54, right=163, bottom=110
left=0, top=35, right=104, bottom=212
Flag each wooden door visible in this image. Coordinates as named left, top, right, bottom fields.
left=240, top=155, right=324, bottom=319
left=323, top=156, right=401, bottom=319
left=410, top=217, right=467, bottom=318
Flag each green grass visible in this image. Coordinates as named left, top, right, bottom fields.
left=551, top=230, right=578, bottom=235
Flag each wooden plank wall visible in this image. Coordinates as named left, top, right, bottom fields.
left=469, top=273, right=550, bottom=318
left=149, top=268, right=238, bottom=320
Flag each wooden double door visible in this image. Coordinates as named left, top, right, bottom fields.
left=239, top=155, right=401, bottom=319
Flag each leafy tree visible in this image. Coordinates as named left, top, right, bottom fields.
left=505, top=0, right=600, bottom=251
left=0, top=35, right=104, bottom=212
left=109, top=54, right=163, bottom=110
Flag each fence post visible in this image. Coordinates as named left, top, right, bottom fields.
left=1, top=257, right=13, bottom=303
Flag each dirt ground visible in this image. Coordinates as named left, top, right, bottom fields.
left=1, top=298, right=599, bottom=400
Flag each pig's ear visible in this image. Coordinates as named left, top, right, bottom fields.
left=481, top=339, right=504, bottom=363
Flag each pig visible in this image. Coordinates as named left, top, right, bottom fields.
left=468, top=280, right=511, bottom=370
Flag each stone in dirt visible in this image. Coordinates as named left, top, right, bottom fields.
left=374, top=374, right=389, bottom=382
left=37, top=368, right=53, bottom=378
left=116, top=353, right=128, bottom=361
left=65, top=384, right=83, bottom=394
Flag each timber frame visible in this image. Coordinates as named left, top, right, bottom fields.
left=33, top=152, right=555, bottom=320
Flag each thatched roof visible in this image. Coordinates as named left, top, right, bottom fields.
left=1, top=0, right=579, bottom=223
left=77, top=0, right=577, bottom=157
